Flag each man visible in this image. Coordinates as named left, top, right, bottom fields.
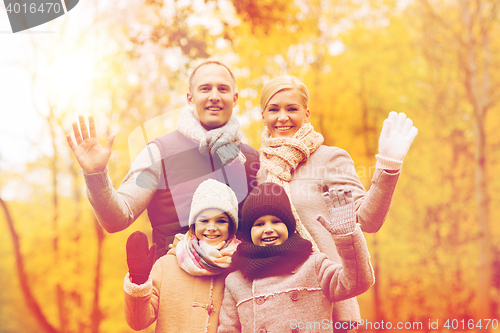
left=67, top=61, right=260, bottom=259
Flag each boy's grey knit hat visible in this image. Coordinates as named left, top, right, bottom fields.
left=188, top=179, right=239, bottom=230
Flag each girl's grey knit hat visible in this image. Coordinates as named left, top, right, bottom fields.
left=188, top=179, right=239, bottom=230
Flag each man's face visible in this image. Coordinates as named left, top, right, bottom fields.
left=187, top=64, right=238, bottom=130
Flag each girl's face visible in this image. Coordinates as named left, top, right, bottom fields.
left=262, top=89, right=310, bottom=138
left=251, top=215, right=289, bottom=246
left=194, top=208, right=231, bottom=246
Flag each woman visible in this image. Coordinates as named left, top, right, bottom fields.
left=257, top=75, right=417, bottom=330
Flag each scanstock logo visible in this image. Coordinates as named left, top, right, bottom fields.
left=3, top=0, right=78, bottom=33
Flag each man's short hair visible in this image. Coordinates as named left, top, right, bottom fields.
left=188, top=60, right=237, bottom=94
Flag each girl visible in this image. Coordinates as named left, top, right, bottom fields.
left=218, top=182, right=374, bottom=333
left=123, top=179, right=241, bottom=333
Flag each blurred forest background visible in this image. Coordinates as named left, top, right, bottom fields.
left=1, top=0, right=500, bottom=332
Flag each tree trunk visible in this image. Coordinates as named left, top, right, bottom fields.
left=0, top=196, right=60, bottom=333
left=358, top=72, right=383, bottom=323
left=90, top=216, right=105, bottom=333
left=474, top=114, right=491, bottom=321
left=69, top=152, right=86, bottom=333
left=47, top=114, right=69, bottom=333
left=371, top=234, right=382, bottom=322
left=459, top=0, right=492, bottom=324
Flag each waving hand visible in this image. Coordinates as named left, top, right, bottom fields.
left=66, top=115, right=115, bottom=174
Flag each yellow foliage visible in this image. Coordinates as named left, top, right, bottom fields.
left=2, top=0, right=500, bottom=331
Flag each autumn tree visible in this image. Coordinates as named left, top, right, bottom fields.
left=416, top=0, right=500, bottom=325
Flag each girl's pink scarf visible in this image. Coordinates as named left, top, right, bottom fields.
left=176, top=231, right=240, bottom=276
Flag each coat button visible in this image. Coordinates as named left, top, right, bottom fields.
left=258, top=329, right=267, bottom=333
left=292, top=328, right=299, bottom=333
left=290, top=291, right=299, bottom=301
left=255, top=297, right=265, bottom=305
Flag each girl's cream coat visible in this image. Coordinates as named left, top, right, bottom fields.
left=124, top=236, right=226, bottom=333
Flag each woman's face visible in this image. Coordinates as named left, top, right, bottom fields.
left=194, top=208, right=230, bottom=246
left=262, top=89, right=310, bottom=138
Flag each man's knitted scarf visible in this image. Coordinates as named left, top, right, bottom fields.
left=176, top=231, right=241, bottom=276
left=177, top=108, right=246, bottom=165
left=232, top=233, right=313, bottom=280
left=260, top=123, right=324, bottom=252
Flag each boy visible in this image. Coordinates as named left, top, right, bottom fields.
left=218, top=182, right=374, bottom=333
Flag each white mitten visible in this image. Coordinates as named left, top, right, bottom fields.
left=376, top=112, right=418, bottom=170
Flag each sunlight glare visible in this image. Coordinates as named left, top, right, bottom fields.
left=46, top=47, right=97, bottom=112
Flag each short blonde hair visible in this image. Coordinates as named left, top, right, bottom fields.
left=189, top=60, right=236, bottom=94
left=260, top=75, right=309, bottom=110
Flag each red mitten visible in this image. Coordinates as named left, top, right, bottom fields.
left=126, top=231, right=157, bottom=285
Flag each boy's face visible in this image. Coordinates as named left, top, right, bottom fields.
left=251, top=215, right=288, bottom=246
left=194, top=208, right=230, bottom=246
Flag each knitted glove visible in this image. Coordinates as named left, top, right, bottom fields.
left=317, top=187, right=356, bottom=235
left=126, top=231, right=157, bottom=285
left=376, top=111, right=418, bottom=170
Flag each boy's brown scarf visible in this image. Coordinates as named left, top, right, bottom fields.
left=232, top=233, right=313, bottom=280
